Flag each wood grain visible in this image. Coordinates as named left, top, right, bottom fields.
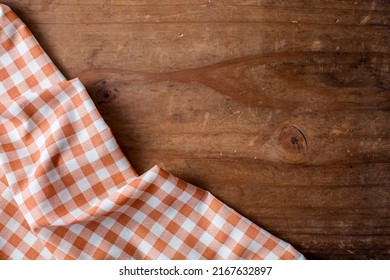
left=3, top=0, right=389, bottom=259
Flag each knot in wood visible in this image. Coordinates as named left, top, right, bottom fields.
left=277, top=126, right=308, bottom=163
left=96, top=88, right=117, bottom=104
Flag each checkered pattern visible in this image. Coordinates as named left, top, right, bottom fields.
left=0, top=3, right=66, bottom=259
left=0, top=4, right=65, bottom=98
left=0, top=3, right=305, bottom=260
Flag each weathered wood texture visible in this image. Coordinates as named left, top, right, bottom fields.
left=4, top=0, right=389, bottom=259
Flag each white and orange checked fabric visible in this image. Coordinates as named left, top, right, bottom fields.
left=0, top=4, right=305, bottom=260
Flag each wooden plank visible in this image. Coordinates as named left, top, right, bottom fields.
left=2, top=0, right=389, bottom=259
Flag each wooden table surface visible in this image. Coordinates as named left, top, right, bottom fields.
left=4, top=0, right=389, bottom=259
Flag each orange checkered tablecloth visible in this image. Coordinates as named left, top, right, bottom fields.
left=0, top=4, right=305, bottom=260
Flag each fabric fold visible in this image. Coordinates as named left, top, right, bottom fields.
left=0, top=3, right=305, bottom=260
left=1, top=3, right=66, bottom=259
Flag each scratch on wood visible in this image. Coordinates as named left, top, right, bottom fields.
left=202, top=112, right=210, bottom=127
left=343, top=0, right=376, bottom=38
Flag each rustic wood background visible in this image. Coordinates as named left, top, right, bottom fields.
left=4, top=0, right=389, bottom=259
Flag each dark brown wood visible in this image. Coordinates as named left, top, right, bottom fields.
left=3, top=0, right=389, bottom=259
